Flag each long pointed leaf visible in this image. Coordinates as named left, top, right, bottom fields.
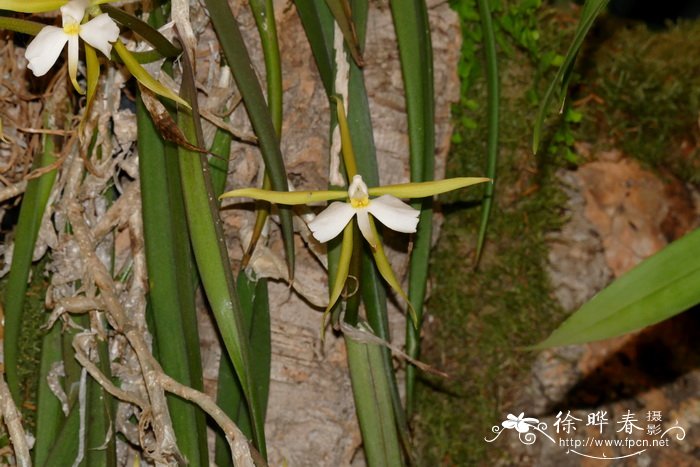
left=4, top=132, right=57, bottom=401
left=137, top=96, right=206, bottom=465
left=176, top=50, right=266, bottom=457
left=474, top=0, right=499, bottom=265
left=532, top=0, right=608, bottom=154
left=203, top=0, right=296, bottom=280
left=534, top=229, right=700, bottom=348
left=346, top=330, right=403, bottom=466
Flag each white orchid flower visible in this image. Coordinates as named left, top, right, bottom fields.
left=307, top=174, right=419, bottom=248
left=25, top=0, right=120, bottom=93
left=221, top=174, right=489, bottom=322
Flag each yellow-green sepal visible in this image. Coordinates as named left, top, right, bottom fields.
left=83, top=42, right=99, bottom=115
left=0, top=0, right=112, bottom=13
left=368, top=177, right=491, bottom=199
left=322, top=221, right=354, bottom=337
left=0, top=0, right=65, bottom=12
left=113, top=40, right=190, bottom=109
left=220, top=187, right=347, bottom=205
left=367, top=217, right=418, bottom=327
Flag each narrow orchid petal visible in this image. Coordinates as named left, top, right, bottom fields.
left=66, top=34, right=83, bottom=94
left=368, top=177, right=491, bottom=199
left=60, top=0, right=86, bottom=26
left=79, top=13, right=120, bottom=57
left=355, top=209, right=376, bottom=249
left=25, top=27, right=68, bottom=77
left=367, top=195, right=420, bottom=233
left=307, top=202, right=356, bottom=243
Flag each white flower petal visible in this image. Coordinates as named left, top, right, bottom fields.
left=308, top=202, right=356, bottom=243
left=355, top=209, right=376, bottom=248
left=60, top=0, right=87, bottom=26
left=502, top=420, right=517, bottom=429
left=67, top=34, right=82, bottom=93
left=367, top=195, right=420, bottom=233
left=80, top=14, right=120, bottom=57
left=25, top=27, right=69, bottom=77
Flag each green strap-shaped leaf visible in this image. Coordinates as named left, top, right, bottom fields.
left=33, top=323, right=63, bottom=466
left=345, top=329, right=403, bottom=466
left=389, top=0, right=436, bottom=417
left=242, top=0, right=281, bottom=266
left=4, top=132, right=57, bottom=401
left=294, top=0, right=335, bottom=95
left=474, top=0, right=500, bottom=265
left=534, top=228, right=700, bottom=348
left=203, top=0, right=296, bottom=280
left=177, top=48, right=266, bottom=457
left=102, top=5, right=181, bottom=58
left=532, top=0, right=609, bottom=154
left=137, top=96, right=207, bottom=465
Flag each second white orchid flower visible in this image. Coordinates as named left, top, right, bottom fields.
left=24, top=0, right=120, bottom=93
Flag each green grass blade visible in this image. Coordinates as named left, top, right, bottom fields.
left=293, top=0, right=335, bottom=95
left=85, top=332, right=117, bottom=467
left=534, top=229, right=700, bottom=348
left=346, top=332, right=403, bottom=466
left=216, top=273, right=271, bottom=467
left=203, top=0, right=295, bottom=280
left=41, top=403, right=80, bottom=467
left=474, top=0, right=499, bottom=265
left=244, top=0, right=280, bottom=266
left=33, top=322, right=64, bottom=466
left=137, top=96, right=206, bottom=465
left=342, top=0, right=413, bottom=456
left=208, top=128, right=232, bottom=197
left=210, top=122, right=272, bottom=466
left=532, top=0, right=608, bottom=154
left=4, top=132, right=57, bottom=401
left=177, top=52, right=266, bottom=457
left=389, top=0, right=435, bottom=417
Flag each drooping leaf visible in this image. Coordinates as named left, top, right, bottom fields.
left=203, top=0, right=296, bottom=280
left=534, top=229, right=700, bottom=348
left=475, top=0, right=500, bottom=265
